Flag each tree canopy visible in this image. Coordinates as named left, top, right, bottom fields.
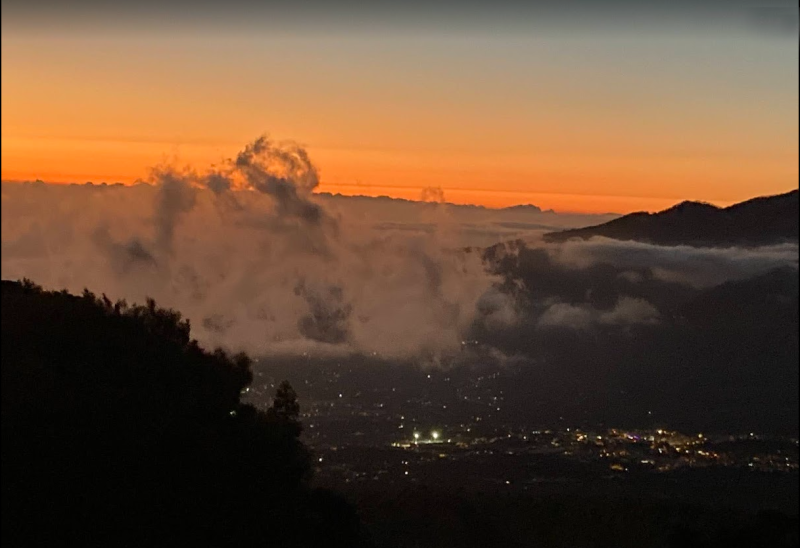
left=1, top=279, right=367, bottom=547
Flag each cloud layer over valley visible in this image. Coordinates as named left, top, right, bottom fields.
left=2, top=136, right=797, bottom=367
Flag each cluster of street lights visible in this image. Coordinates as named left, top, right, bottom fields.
left=412, top=430, right=441, bottom=443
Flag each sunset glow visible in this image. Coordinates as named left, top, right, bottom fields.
left=2, top=6, right=797, bottom=213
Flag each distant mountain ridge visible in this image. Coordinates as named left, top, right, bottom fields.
left=544, top=190, right=799, bottom=247
left=315, top=192, right=553, bottom=213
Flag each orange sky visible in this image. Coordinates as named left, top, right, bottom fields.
left=2, top=26, right=797, bottom=213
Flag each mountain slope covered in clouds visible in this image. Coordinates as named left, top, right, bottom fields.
left=476, top=242, right=799, bottom=435
left=2, top=136, right=797, bottom=435
left=544, top=190, right=799, bottom=247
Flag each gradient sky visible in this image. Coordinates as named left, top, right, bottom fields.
left=2, top=2, right=797, bottom=213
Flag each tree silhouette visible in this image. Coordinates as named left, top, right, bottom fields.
left=268, top=380, right=303, bottom=437
left=0, top=279, right=367, bottom=548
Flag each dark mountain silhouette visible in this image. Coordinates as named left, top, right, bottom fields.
left=1, top=279, right=368, bottom=548
left=476, top=242, right=799, bottom=435
left=544, top=190, right=799, bottom=246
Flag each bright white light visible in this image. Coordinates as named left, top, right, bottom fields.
left=413, top=432, right=420, bottom=440
left=431, top=431, right=440, bottom=441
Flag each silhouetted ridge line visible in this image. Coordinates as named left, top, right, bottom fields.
left=543, top=190, right=799, bottom=247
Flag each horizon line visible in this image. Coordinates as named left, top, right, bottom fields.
left=4, top=178, right=796, bottom=217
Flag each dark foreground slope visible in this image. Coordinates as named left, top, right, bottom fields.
left=0, top=280, right=367, bottom=548
left=351, top=488, right=798, bottom=548
left=544, top=190, right=799, bottom=246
